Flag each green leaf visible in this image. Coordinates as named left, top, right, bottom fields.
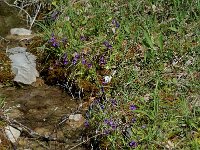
left=52, top=1, right=58, bottom=7
left=81, top=17, right=88, bottom=25
left=144, top=30, right=154, bottom=50
left=168, top=27, right=178, bottom=32
left=124, top=26, right=130, bottom=34
left=134, top=110, right=155, bottom=120
left=158, top=33, right=163, bottom=51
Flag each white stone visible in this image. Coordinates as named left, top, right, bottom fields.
left=68, top=114, right=85, bottom=128
left=10, top=28, right=32, bottom=36
left=104, top=76, right=112, bottom=83
left=7, top=47, right=39, bottom=84
left=5, top=126, right=22, bottom=143
left=69, top=114, right=83, bottom=121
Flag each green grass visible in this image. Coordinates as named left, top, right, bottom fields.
left=0, top=96, right=5, bottom=125
left=39, top=0, right=200, bottom=149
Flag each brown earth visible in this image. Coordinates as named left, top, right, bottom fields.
left=0, top=85, right=87, bottom=150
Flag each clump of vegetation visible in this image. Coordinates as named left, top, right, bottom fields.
left=0, top=50, right=14, bottom=84
left=39, top=0, right=200, bottom=149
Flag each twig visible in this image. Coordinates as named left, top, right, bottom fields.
left=0, top=115, right=65, bottom=143
left=29, top=3, right=41, bottom=30
left=68, top=133, right=103, bottom=150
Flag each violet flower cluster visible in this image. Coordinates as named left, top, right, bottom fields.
left=51, top=10, right=60, bottom=21
left=99, top=55, right=106, bottom=65
left=103, top=41, right=112, bottom=49
left=62, top=53, right=68, bottom=65
left=49, top=33, right=59, bottom=48
left=104, top=118, right=118, bottom=130
left=72, top=52, right=80, bottom=65
left=112, top=19, right=120, bottom=28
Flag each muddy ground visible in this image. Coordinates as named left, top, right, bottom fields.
left=0, top=85, right=87, bottom=150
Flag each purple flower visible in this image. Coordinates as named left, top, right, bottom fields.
left=87, top=63, right=92, bottom=68
left=131, top=118, right=136, bottom=123
left=53, top=42, right=59, bottom=47
left=130, top=104, right=136, bottom=111
left=99, top=56, right=106, bottom=65
left=81, top=57, right=87, bottom=65
left=111, top=123, right=117, bottom=129
left=116, top=22, right=120, bottom=28
left=94, top=98, right=100, bottom=104
left=72, top=58, right=78, bottom=65
left=84, top=120, right=89, bottom=127
left=63, top=60, right=68, bottom=65
left=112, top=19, right=116, bottom=25
left=112, top=19, right=120, bottom=28
left=104, top=119, right=117, bottom=129
left=100, top=104, right=105, bottom=110
left=51, top=10, right=60, bottom=20
left=49, top=36, right=55, bottom=43
left=104, top=119, right=109, bottom=124
left=63, top=53, right=67, bottom=59
left=49, top=33, right=59, bottom=48
left=80, top=35, right=86, bottom=41
left=62, top=53, right=68, bottom=64
left=61, top=37, right=67, bottom=44
left=129, top=141, right=137, bottom=147
left=74, top=52, right=80, bottom=59
left=109, top=120, right=114, bottom=126
left=111, top=99, right=117, bottom=106
left=72, top=53, right=80, bottom=65
left=103, top=130, right=110, bottom=135
left=103, top=41, right=112, bottom=49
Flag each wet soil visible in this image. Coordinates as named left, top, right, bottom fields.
left=0, top=85, right=87, bottom=150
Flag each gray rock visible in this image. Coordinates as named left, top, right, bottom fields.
left=7, top=47, right=39, bottom=84
left=68, top=114, right=85, bottom=128
left=10, top=28, right=32, bottom=36
left=5, top=125, right=22, bottom=143
left=69, top=114, right=83, bottom=121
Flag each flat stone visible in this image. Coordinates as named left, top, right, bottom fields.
left=10, top=28, right=32, bottom=36
left=69, top=114, right=82, bottom=121
left=7, top=47, right=39, bottom=84
left=68, top=114, right=85, bottom=128
left=4, top=125, right=22, bottom=143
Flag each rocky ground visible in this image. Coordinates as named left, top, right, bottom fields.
left=0, top=84, right=87, bottom=150
left=0, top=2, right=89, bottom=149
